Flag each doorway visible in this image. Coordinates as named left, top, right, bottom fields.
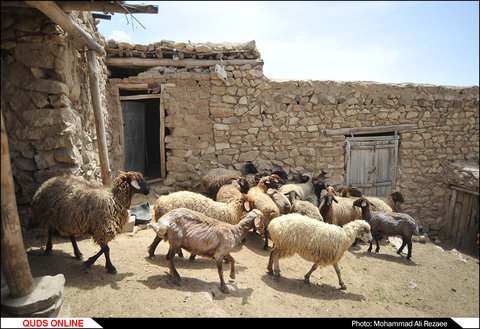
left=120, top=94, right=165, bottom=181
left=345, top=132, right=399, bottom=197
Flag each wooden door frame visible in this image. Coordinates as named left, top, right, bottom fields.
left=344, top=133, right=399, bottom=194
left=118, top=93, right=166, bottom=181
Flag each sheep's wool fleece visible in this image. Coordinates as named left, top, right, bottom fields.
left=31, top=175, right=127, bottom=246
left=268, top=214, right=360, bottom=265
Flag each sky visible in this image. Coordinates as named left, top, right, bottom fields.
left=97, top=1, right=479, bottom=87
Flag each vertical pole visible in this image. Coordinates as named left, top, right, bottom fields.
left=1, top=112, right=36, bottom=298
left=87, top=49, right=112, bottom=186
left=159, top=85, right=166, bottom=179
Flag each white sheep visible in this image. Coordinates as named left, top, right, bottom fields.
left=285, top=190, right=323, bottom=221
left=267, top=188, right=291, bottom=215
left=30, top=171, right=150, bottom=274
left=147, top=190, right=255, bottom=258
left=267, top=214, right=372, bottom=290
left=247, top=175, right=282, bottom=249
left=278, top=174, right=313, bottom=201
left=319, top=194, right=363, bottom=226
left=147, top=208, right=265, bottom=293
left=202, top=168, right=242, bottom=191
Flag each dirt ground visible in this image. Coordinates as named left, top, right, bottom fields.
left=21, top=200, right=479, bottom=320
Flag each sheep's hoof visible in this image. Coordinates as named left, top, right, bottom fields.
left=340, top=284, right=347, bottom=290
left=304, top=278, right=311, bottom=284
left=107, top=266, right=117, bottom=274
left=171, top=277, right=182, bottom=286
left=221, top=285, right=230, bottom=294
left=74, top=254, right=84, bottom=261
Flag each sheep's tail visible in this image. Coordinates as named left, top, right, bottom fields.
left=147, top=221, right=169, bottom=240
left=413, top=223, right=420, bottom=236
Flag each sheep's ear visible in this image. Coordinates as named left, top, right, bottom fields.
left=131, top=179, right=140, bottom=189
left=118, top=170, right=126, bottom=175
left=254, top=215, right=262, bottom=229
left=332, top=196, right=338, bottom=203
left=244, top=201, right=251, bottom=212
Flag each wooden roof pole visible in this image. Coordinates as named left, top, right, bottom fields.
left=1, top=112, right=36, bottom=298
left=87, top=49, right=112, bottom=187
left=25, top=1, right=105, bottom=56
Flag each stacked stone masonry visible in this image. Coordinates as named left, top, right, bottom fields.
left=1, top=7, right=478, bottom=237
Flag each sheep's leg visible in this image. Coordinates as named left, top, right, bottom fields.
left=398, top=237, right=413, bottom=260
left=84, top=247, right=104, bottom=268
left=147, top=235, right=162, bottom=258
left=267, top=248, right=281, bottom=277
left=102, top=245, right=117, bottom=274
left=333, top=262, right=346, bottom=290
left=70, top=236, right=83, bottom=260
left=367, top=241, right=373, bottom=253
left=263, top=228, right=270, bottom=250
left=166, top=247, right=181, bottom=286
left=224, top=254, right=235, bottom=280
left=304, top=263, right=318, bottom=284
left=215, top=257, right=229, bottom=293
left=45, top=229, right=53, bottom=255
left=374, top=236, right=381, bottom=253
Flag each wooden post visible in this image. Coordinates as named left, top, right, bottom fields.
left=26, top=1, right=105, bottom=56
left=1, top=112, right=36, bottom=298
left=160, top=85, right=166, bottom=179
left=87, top=49, right=112, bottom=186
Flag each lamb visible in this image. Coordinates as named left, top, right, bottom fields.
left=267, top=214, right=372, bottom=290
left=267, top=188, right=291, bottom=215
left=247, top=175, right=282, bottom=249
left=207, top=174, right=250, bottom=200
left=147, top=208, right=265, bottom=293
left=30, top=171, right=150, bottom=274
left=286, top=190, right=323, bottom=221
left=319, top=194, right=363, bottom=226
left=353, top=197, right=419, bottom=260
left=147, top=190, right=255, bottom=258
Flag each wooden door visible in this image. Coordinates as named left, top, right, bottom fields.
left=122, top=101, right=146, bottom=173
left=444, top=186, right=479, bottom=252
left=345, top=135, right=398, bottom=197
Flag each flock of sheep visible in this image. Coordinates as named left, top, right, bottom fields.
left=30, top=164, right=419, bottom=294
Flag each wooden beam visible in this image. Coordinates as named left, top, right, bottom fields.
left=87, top=49, right=112, bottom=186
left=106, top=57, right=264, bottom=68
left=2, top=1, right=159, bottom=14
left=1, top=112, right=36, bottom=298
left=323, top=124, right=418, bottom=136
left=119, top=94, right=161, bottom=101
left=25, top=1, right=105, bottom=56
left=56, top=1, right=158, bottom=14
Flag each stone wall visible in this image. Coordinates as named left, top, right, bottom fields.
left=1, top=7, right=108, bottom=223
left=107, top=57, right=478, bottom=236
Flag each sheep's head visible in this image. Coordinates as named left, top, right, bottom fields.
left=348, top=187, right=363, bottom=197
left=391, top=191, right=404, bottom=203
left=320, top=193, right=338, bottom=207
left=352, top=220, right=372, bottom=243
left=339, top=187, right=349, bottom=197
left=243, top=209, right=265, bottom=234
left=352, top=197, right=370, bottom=209
left=240, top=194, right=255, bottom=213
left=116, top=171, right=150, bottom=195
left=237, top=177, right=250, bottom=194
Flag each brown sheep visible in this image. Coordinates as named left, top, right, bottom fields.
left=30, top=171, right=149, bottom=274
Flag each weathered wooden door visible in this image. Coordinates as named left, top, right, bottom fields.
left=444, top=186, right=479, bottom=252
left=345, top=135, right=399, bottom=197
left=122, top=101, right=146, bottom=173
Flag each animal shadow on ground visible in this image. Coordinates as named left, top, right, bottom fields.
left=349, top=242, right=418, bottom=266
left=260, top=273, right=365, bottom=301
left=142, top=253, right=250, bottom=299
left=26, top=248, right=134, bottom=290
